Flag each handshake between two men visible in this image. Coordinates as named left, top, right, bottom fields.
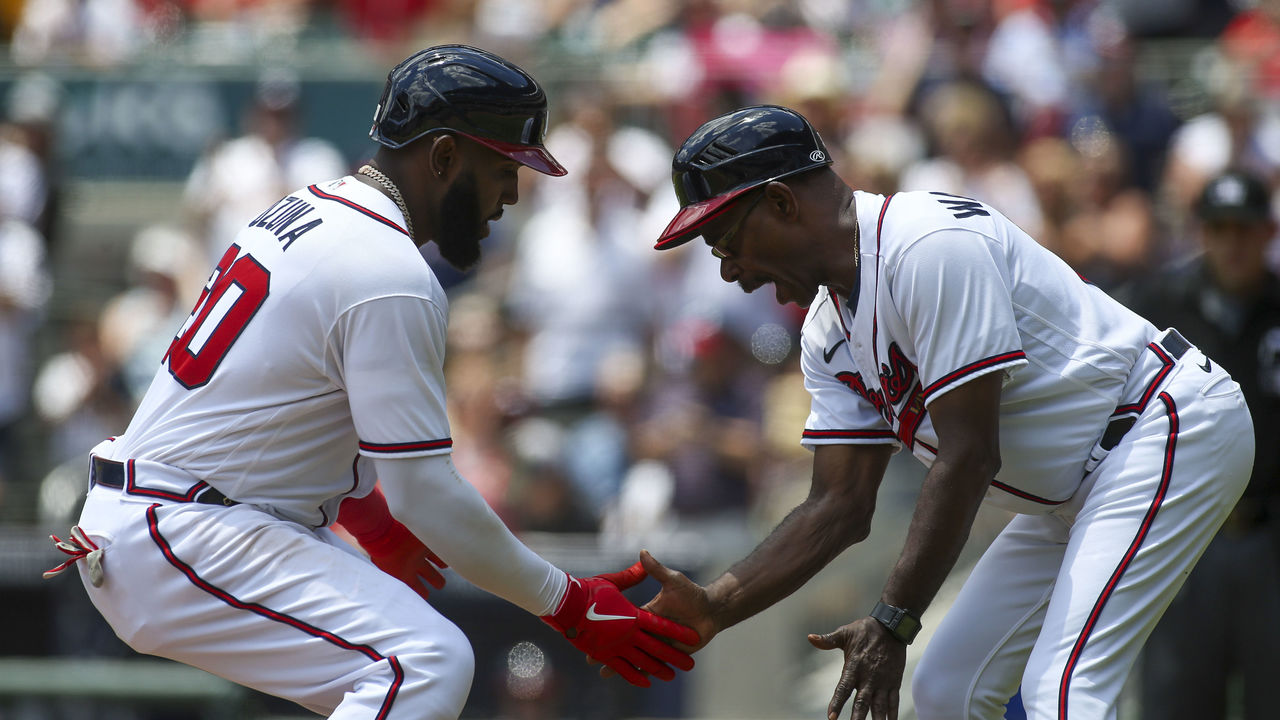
left=338, top=487, right=706, bottom=689
left=538, top=553, right=704, bottom=687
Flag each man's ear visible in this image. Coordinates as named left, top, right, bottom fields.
left=427, top=134, right=459, bottom=180
left=762, top=180, right=800, bottom=221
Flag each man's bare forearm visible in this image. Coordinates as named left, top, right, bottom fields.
left=880, top=454, right=992, bottom=617
left=659, top=443, right=892, bottom=638
left=707, top=484, right=876, bottom=630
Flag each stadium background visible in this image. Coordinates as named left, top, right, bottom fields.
left=0, top=1, right=1275, bottom=718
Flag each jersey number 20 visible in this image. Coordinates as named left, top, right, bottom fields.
left=164, top=244, right=270, bottom=388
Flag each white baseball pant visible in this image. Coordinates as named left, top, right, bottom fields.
left=912, top=339, right=1253, bottom=720
left=74, top=487, right=475, bottom=719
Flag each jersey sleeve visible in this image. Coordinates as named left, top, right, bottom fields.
left=890, top=229, right=1028, bottom=406
left=331, top=294, right=453, bottom=458
left=799, top=326, right=899, bottom=450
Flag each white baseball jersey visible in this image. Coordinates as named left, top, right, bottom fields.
left=799, top=190, right=1254, bottom=719
left=92, top=176, right=453, bottom=527
left=68, top=176, right=564, bottom=720
left=801, top=190, right=1156, bottom=514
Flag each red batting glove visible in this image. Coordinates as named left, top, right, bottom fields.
left=356, top=520, right=448, bottom=602
left=338, top=489, right=447, bottom=602
left=541, top=563, right=701, bottom=687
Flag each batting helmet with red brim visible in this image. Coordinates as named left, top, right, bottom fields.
left=655, top=105, right=833, bottom=249
left=370, top=44, right=566, bottom=177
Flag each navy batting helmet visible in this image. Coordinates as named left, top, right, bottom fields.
left=370, top=44, right=566, bottom=177
left=656, top=105, right=832, bottom=249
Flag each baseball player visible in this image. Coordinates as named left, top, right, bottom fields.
left=42, top=45, right=697, bottom=719
left=635, top=105, right=1254, bottom=720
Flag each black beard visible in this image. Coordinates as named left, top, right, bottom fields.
left=434, top=171, right=484, bottom=271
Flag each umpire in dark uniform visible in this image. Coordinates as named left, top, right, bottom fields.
left=1117, top=169, right=1280, bottom=720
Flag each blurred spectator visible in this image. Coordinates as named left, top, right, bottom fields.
left=682, top=0, right=836, bottom=97
left=11, top=0, right=144, bottom=66
left=900, top=79, right=1045, bottom=238
left=444, top=292, right=519, bottom=522
left=1220, top=0, right=1280, bottom=98
left=648, top=0, right=841, bottom=141
left=1112, top=0, right=1234, bottom=39
left=1019, top=135, right=1079, bottom=256
left=631, top=322, right=767, bottom=526
left=1068, top=31, right=1181, bottom=194
left=182, top=68, right=347, bottom=264
left=842, top=112, right=927, bottom=196
left=31, top=310, right=132, bottom=472
left=504, top=416, right=598, bottom=534
left=180, top=0, right=312, bottom=64
left=547, top=0, right=680, bottom=52
left=1045, top=0, right=1113, bottom=95
left=1, top=73, right=64, bottom=255
left=510, top=456, right=598, bottom=534
left=864, top=0, right=992, bottom=118
left=1162, top=55, right=1280, bottom=256
left=767, top=45, right=852, bottom=160
left=1056, top=129, right=1157, bottom=288
left=504, top=102, right=662, bottom=417
left=0, top=215, right=50, bottom=498
left=982, top=0, right=1071, bottom=137
left=1116, top=170, right=1280, bottom=720
left=471, top=0, right=566, bottom=48
left=335, top=0, right=464, bottom=45
left=557, top=347, right=647, bottom=522
left=96, top=224, right=206, bottom=404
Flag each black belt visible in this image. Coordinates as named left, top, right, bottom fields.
left=1098, top=329, right=1195, bottom=452
left=90, top=456, right=238, bottom=507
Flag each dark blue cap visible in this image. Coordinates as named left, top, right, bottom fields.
left=1197, top=170, right=1272, bottom=223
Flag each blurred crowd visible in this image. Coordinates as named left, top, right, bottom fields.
left=0, top=0, right=1278, bottom=585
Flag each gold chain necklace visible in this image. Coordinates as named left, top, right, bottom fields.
left=852, top=195, right=861, bottom=263
left=358, top=164, right=414, bottom=240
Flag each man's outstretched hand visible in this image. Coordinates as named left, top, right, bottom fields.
left=597, top=549, right=720, bottom=682
left=807, top=618, right=907, bottom=720
left=541, top=561, right=700, bottom=687
left=637, top=549, right=718, bottom=652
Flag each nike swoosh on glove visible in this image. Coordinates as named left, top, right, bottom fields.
left=541, top=563, right=700, bottom=687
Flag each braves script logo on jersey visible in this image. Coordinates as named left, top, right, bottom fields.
left=834, top=342, right=928, bottom=448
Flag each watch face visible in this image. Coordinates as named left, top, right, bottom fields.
left=872, top=601, right=920, bottom=643
left=899, top=614, right=920, bottom=637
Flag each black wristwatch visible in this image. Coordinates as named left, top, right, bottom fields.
left=870, top=601, right=922, bottom=645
